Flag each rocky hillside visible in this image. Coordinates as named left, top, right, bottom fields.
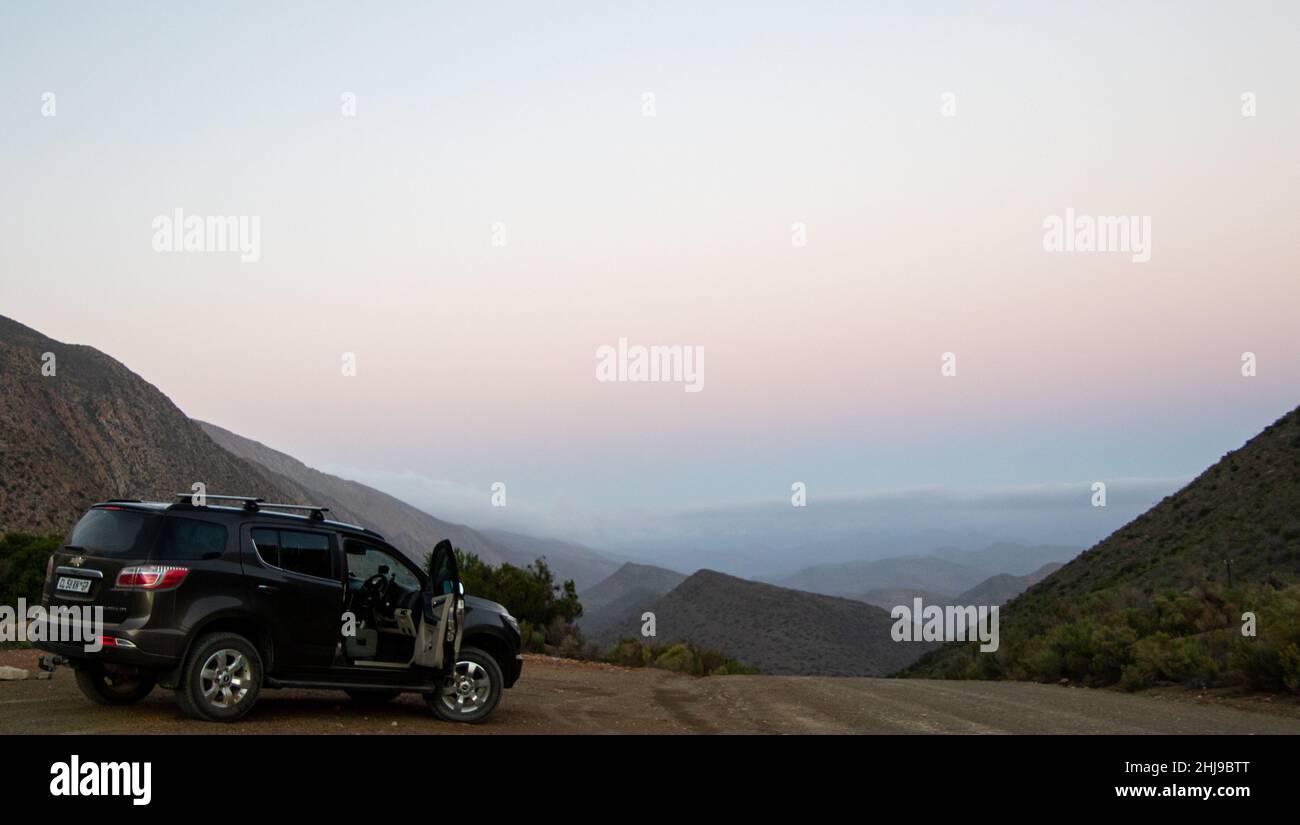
left=907, top=405, right=1300, bottom=689
left=604, top=569, right=935, bottom=676
left=0, top=316, right=292, bottom=535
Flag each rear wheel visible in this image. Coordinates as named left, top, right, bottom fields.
left=345, top=689, right=402, bottom=705
left=74, top=665, right=156, bottom=705
left=426, top=646, right=503, bottom=724
left=175, top=633, right=263, bottom=723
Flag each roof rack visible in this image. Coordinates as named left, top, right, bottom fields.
left=257, top=502, right=331, bottom=521
left=173, top=493, right=264, bottom=509
left=171, top=493, right=332, bottom=523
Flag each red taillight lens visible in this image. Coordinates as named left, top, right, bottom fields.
left=116, top=565, right=189, bottom=590
left=93, top=635, right=136, bottom=648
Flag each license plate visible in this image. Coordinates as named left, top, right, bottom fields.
left=56, top=576, right=92, bottom=594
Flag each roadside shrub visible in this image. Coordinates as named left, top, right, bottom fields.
left=653, top=643, right=696, bottom=673
left=607, top=638, right=653, bottom=668
left=602, top=638, right=755, bottom=676
left=1130, top=632, right=1218, bottom=686
left=0, top=533, right=61, bottom=607
left=1230, top=585, right=1300, bottom=693
left=450, top=550, right=582, bottom=627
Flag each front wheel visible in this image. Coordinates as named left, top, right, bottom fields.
left=74, top=665, right=157, bottom=705
left=175, top=633, right=263, bottom=723
left=426, top=646, right=503, bottom=724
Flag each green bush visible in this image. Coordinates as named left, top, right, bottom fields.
left=607, top=639, right=653, bottom=668
left=0, top=533, right=61, bottom=607
left=449, top=550, right=582, bottom=627
left=910, top=578, right=1300, bottom=694
left=1230, top=585, right=1300, bottom=693
left=602, top=638, right=756, bottom=676
left=653, top=643, right=696, bottom=673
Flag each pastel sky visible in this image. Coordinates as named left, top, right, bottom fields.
left=2, top=3, right=1297, bottom=554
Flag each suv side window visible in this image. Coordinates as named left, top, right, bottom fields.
left=345, top=540, right=420, bottom=590
left=281, top=531, right=333, bottom=579
left=155, top=517, right=228, bottom=561
left=250, top=528, right=281, bottom=567
left=251, top=528, right=334, bottom=580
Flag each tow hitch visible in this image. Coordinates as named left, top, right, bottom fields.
left=38, top=654, right=68, bottom=673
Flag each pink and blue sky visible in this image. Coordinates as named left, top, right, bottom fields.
left=2, top=2, right=1297, bottom=562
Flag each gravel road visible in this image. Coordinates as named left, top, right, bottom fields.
left=1, top=651, right=1297, bottom=734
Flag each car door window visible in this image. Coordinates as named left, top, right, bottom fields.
left=251, top=528, right=334, bottom=580
left=279, top=530, right=333, bottom=579
left=345, top=541, right=419, bottom=590
left=251, top=528, right=281, bottom=567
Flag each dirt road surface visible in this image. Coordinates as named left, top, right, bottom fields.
left=1, top=651, right=1297, bottom=734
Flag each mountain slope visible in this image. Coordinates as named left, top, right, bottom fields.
left=907, top=405, right=1300, bottom=687
left=0, top=316, right=294, bottom=534
left=605, top=569, right=935, bottom=676
left=578, top=562, right=688, bottom=641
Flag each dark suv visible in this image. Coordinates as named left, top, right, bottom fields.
left=34, top=495, right=522, bottom=723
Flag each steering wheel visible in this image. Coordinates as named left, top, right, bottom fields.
left=355, top=573, right=390, bottom=613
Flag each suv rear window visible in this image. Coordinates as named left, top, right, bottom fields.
left=68, top=508, right=159, bottom=558
left=154, top=517, right=228, bottom=561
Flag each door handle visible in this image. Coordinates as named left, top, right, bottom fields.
left=256, top=584, right=278, bottom=592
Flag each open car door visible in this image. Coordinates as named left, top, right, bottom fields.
left=413, top=539, right=463, bottom=672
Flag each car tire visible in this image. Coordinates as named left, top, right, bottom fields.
left=426, top=645, right=503, bottom=724
left=175, top=632, right=263, bottom=723
left=74, top=665, right=157, bottom=705
left=345, top=689, right=402, bottom=705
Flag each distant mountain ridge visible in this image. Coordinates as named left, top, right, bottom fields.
left=773, top=543, right=1081, bottom=600
left=929, top=543, right=1080, bottom=578
left=479, top=528, right=624, bottom=593
left=600, top=569, right=935, bottom=676
left=773, top=555, right=987, bottom=598
left=578, top=562, right=688, bottom=640
left=953, top=562, right=1064, bottom=606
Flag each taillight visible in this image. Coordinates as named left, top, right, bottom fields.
left=116, top=565, right=189, bottom=590
left=46, top=555, right=55, bottom=582
left=93, top=636, right=137, bottom=649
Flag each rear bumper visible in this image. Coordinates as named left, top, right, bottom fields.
left=30, top=617, right=184, bottom=672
